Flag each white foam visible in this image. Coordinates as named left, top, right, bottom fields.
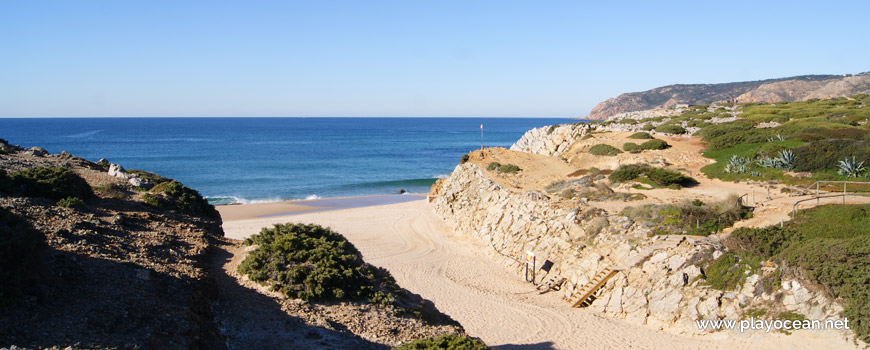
left=304, top=194, right=321, bottom=200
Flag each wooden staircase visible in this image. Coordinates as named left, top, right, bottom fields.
left=565, top=266, right=618, bottom=307
left=565, top=235, right=686, bottom=308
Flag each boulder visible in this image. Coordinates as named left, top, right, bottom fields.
left=26, top=147, right=48, bottom=157
left=108, top=163, right=129, bottom=179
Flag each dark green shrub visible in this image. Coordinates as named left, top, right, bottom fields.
left=147, top=180, right=220, bottom=220
left=497, top=164, right=520, bottom=173
left=793, top=139, right=870, bottom=172
left=704, top=252, right=762, bottom=291
left=698, top=120, right=755, bottom=141
left=459, top=154, right=470, bottom=164
left=588, top=144, right=622, bottom=156
left=395, top=334, right=488, bottom=350
left=0, top=208, right=45, bottom=310
left=0, top=170, right=13, bottom=194
left=239, top=223, right=407, bottom=308
left=639, top=139, right=670, bottom=150
left=486, top=162, right=501, bottom=171
left=654, top=124, right=686, bottom=134
left=628, top=132, right=654, bottom=139
left=622, top=143, right=641, bottom=153
left=641, top=124, right=655, bottom=131
left=8, top=167, right=94, bottom=201
left=609, top=164, right=697, bottom=188
left=57, top=196, right=85, bottom=209
left=126, top=169, right=171, bottom=185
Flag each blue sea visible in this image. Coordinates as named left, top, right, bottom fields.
left=0, top=118, right=571, bottom=204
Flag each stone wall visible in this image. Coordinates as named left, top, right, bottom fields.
left=433, top=162, right=852, bottom=339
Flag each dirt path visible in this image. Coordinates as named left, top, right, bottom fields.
left=221, top=200, right=857, bottom=349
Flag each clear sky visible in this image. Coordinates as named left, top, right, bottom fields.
left=2, top=1, right=869, bottom=118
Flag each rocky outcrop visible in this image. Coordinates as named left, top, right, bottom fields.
left=586, top=73, right=868, bottom=120
left=510, top=123, right=590, bottom=157
left=433, top=163, right=853, bottom=339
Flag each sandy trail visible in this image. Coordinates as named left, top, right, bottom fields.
left=221, top=200, right=855, bottom=349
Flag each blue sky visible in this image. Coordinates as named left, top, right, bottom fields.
left=2, top=1, right=869, bottom=117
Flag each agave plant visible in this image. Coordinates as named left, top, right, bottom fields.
left=775, top=150, right=795, bottom=170
left=837, top=156, right=866, bottom=177
left=756, top=157, right=777, bottom=168
left=725, top=155, right=750, bottom=174
left=767, top=133, right=786, bottom=142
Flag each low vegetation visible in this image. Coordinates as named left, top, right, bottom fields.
left=459, top=154, right=470, bottom=164
left=628, top=132, right=654, bottom=139
left=497, top=164, right=520, bottom=174
left=588, top=144, right=622, bottom=156
left=485, top=162, right=500, bottom=171
left=620, top=196, right=750, bottom=236
left=609, top=164, right=697, bottom=188
left=719, top=204, right=870, bottom=342
left=0, top=167, right=94, bottom=202
left=143, top=180, right=220, bottom=220
left=654, top=124, right=686, bottom=134
left=395, top=334, right=487, bottom=350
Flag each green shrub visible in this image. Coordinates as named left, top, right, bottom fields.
left=609, top=164, right=697, bottom=187
left=395, top=334, right=487, bottom=350
left=793, top=139, right=870, bottom=172
left=628, top=132, right=654, bottom=139
left=698, top=121, right=755, bottom=141
left=589, top=144, right=622, bottom=156
left=147, top=180, right=220, bottom=220
left=0, top=208, right=45, bottom=310
left=704, top=252, right=762, bottom=291
left=622, top=142, right=641, bottom=153
left=654, top=124, right=686, bottom=134
left=497, top=164, right=520, bottom=174
left=57, top=196, right=85, bottom=209
left=126, top=169, right=171, bottom=185
left=723, top=204, right=870, bottom=342
left=485, top=162, right=501, bottom=171
left=459, top=154, right=470, bottom=164
left=7, top=167, right=94, bottom=201
left=639, top=139, right=670, bottom=150
left=641, top=124, right=655, bottom=131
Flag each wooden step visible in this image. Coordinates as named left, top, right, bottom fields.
left=567, top=266, right=619, bottom=308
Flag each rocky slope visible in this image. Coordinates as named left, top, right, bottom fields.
left=0, top=140, right=463, bottom=349
left=587, top=73, right=870, bottom=120
left=432, top=154, right=855, bottom=341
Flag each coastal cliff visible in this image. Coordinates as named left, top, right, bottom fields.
left=587, top=73, right=870, bottom=120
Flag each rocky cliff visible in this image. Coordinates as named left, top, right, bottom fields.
left=586, top=73, right=870, bottom=120
left=509, top=123, right=590, bottom=157
left=432, top=161, right=853, bottom=340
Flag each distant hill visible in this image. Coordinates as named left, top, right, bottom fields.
left=586, top=73, right=870, bottom=120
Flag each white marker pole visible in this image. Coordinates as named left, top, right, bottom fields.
left=480, top=124, right=484, bottom=150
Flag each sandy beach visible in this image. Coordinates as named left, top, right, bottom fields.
left=218, top=198, right=855, bottom=349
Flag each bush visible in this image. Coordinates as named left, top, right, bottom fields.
left=57, top=196, right=85, bottom=209
left=622, top=142, right=641, bottom=153
left=705, top=252, right=761, bottom=291
left=497, top=164, right=520, bottom=174
left=459, top=154, right=470, bottom=164
left=7, top=167, right=94, bottom=201
left=609, top=164, right=697, bottom=187
left=641, top=124, right=655, bottom=131
left=722, top=204, right=870, bottom=342
left=485, top=162, right=500, bottom=171
left=0, top=208, right=45, bottom=310
left=147, top=180, right=220, bottom=220
left=639, top=139, right=670, bottom=150
left=654, top=124, right=686, bottom=134
left=698, top=120, right=755, bottom=141
left=793, top=139, right=870, bottom=172
left=588, top=144, right=622, bottom=156
left=395, top=334, right=487, bottom=350
left=628, top=132, right=654, bottom=139
left=237, top=223, right=416, bottom=312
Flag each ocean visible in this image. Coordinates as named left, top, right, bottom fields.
left=0, top=117, right=572, bottom=204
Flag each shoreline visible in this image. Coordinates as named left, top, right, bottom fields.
left=216, top=193, right=427, bottom=221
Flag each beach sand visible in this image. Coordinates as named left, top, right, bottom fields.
left=219, top=198, right=856, bottom=349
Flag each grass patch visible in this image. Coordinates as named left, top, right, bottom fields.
left=724, top=204, right=870, bottom=343
left=589, top=144, right=622, bottom=156
left=628, top=132, right=654, bottom=139
left=620, top=196, right=751, bottom=236
left=395, top=334, right=487, bottom=350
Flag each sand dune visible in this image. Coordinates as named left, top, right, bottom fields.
left=220, top=200, right=856, bottom=349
